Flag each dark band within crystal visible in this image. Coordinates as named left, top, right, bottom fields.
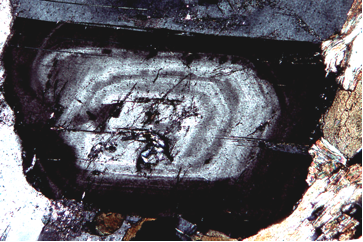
left=3, top=18, right=338, bottom=238
left=14, top=0, right=353, bottom=42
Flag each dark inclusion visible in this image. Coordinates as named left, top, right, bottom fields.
left=86, top=111, right=97, bottom=120
left=109, top=102, right=123, bottom=118
left=136, top=131, right=174, bottom=171
left=87, top=128, right=174, bottom=171
left=85, top=94, right=182, bottom=171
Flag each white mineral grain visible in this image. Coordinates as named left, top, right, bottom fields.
left=0, top=1, right=51, bottom=240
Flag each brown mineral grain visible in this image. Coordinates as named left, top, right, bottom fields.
left=321, top=78, right=362, bottom=158
left=94, top=212, right=124, bottom=236
left=191, top=230, right=237, bottom=241
left=122, top=218, right=156, bottom=241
